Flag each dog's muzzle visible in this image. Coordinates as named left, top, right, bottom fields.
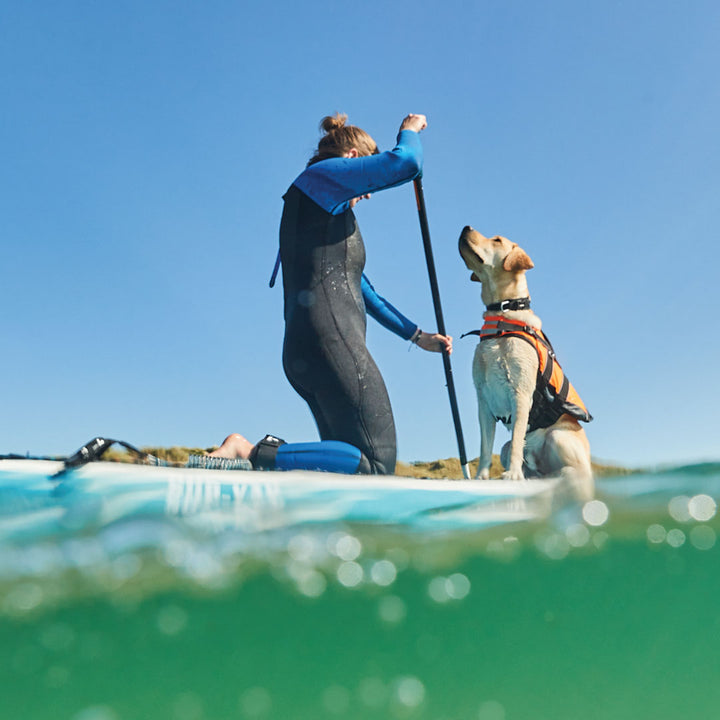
left=459, top=229, right=483, bottom=263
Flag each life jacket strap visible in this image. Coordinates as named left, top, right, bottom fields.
left=460, top=317, right=533, bottom=340
left=460, top=316, right=592, bottom=431
left=472, top=316, right=553, bottom=352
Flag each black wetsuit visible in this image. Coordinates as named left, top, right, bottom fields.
left=279, top=130, right=423, bottom=474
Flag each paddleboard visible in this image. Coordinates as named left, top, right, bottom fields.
left=0, top=458, right=563, bottom=543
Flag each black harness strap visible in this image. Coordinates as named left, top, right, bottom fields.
left=557, top=373, right=571, bottom=403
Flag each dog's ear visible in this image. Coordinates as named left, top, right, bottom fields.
left=503, top=246, right=534, bottom=272
left=470, top=272, right=481, bottom=283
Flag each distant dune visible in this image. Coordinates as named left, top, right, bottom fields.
left=396, top=457, right=635, bottom=479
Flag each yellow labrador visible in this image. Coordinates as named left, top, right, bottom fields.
left=458, top=226, right=593, bottom=497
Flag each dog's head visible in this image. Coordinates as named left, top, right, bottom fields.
left=458, top=226, right=534, bottom=284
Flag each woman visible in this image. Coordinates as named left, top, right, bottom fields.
left=217, top=113, right=451, bottom=474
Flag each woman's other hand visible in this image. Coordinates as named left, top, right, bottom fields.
left=348, top=193, right=371, bottom=209
left=416, top=331, right=452, bottom=354
left=399, top=113, right=427, bottom=133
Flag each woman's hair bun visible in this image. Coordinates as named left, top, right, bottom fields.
left=307, top=112, right=374, bottom=167
left=320, top=113, right=348, bottom=133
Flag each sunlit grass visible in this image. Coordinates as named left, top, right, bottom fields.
left=99, top=446, right=634, bottom=479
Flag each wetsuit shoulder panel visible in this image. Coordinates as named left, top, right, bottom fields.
left=292, top=130, right=423, bottom=215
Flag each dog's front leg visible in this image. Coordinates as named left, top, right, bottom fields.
left=477, top=400, right=496, bottom=480
left=503, top=391, right=533, bottom=481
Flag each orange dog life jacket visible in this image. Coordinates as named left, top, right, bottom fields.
left=465, top=316, right=593, bottom=433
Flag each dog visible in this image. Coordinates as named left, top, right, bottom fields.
left=458, top=226, right=594, bottom=497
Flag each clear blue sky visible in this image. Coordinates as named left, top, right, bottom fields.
left=1, top=1, right=718, bottom=468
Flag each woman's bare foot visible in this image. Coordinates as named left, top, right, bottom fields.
left=208, top=433, right=255, bottom=460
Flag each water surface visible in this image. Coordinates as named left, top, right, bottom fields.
left=2, top=462, right=719, bottom=719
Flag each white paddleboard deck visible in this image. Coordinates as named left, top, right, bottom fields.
left=0, top=459, right=565, bottom=541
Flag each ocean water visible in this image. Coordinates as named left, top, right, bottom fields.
left=1, top=461, right=720, bottom=720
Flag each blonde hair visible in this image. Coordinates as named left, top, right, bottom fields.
left=307, top=113, right=379, bottom=166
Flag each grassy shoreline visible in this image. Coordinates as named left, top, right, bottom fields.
left=100, top=445, right=634, bottom=479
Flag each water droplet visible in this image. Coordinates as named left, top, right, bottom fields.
left=566, top=523, right=591, bottom=547
left=690, top=525, right=716, bottom=551
left=582, top=500, right=609, bottom=526
left=688, top=494, right=717, bottom=522
left=428, top=576, right=450, bottom=603
left=378, top=595, right=406, bottom=624
left=333, top=534, right=362, bottom=561
left=337, top=561, right=363, bottom=587
left=287, top=534, right=310, bottom=561
left=647, top=524, right=667, bottom=544
left=668, top=496, right=691, bottom=523
left=370, top=560, right=397, bottom=586
left=5, top=582, right=43, bottom=613
left=163, top=540, right=191, bottom=568
left=394, top=676, right=425, bottom=707
left=239, top=687, right=272, bottom=718
left=535, top=532, right=570, bottom=560
left=446, top=573, right=471, bottom=600
left=296, top=569, right=327, bottom=598
left=666, top=528, right=686, bottom=548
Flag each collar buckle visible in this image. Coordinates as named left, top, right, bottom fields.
left=486, top=297, right=531, bottom=312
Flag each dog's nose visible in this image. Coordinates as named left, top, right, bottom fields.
left=462, top=225, right=474, bottom=234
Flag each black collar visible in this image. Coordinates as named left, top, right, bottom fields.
left=486, top=297, right=531, bottom=312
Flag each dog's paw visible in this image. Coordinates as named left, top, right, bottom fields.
left=501, top=468, right=525, bottom=482
left=476, top=468, right=490, bottom=480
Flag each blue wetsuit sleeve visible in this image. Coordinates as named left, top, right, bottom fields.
left=293, top=130, right=423, bottom=215
left=362, top=274, right=418, bottom=341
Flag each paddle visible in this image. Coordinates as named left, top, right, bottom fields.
left=413, top=176, right=470, bottom=480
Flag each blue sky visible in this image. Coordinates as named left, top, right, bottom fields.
left=1, top=1, right=719, bottom=468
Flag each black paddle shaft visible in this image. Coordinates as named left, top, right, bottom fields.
left=413, top=177, right=470, bottom=478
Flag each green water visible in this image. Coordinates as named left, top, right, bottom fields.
left=2, top=466, right=720, bottom=720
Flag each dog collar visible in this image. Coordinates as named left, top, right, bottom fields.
left=485, top=297, right=531, bottom=312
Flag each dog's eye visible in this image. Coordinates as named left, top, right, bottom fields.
left=493, top=237, right=502, bottom=243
